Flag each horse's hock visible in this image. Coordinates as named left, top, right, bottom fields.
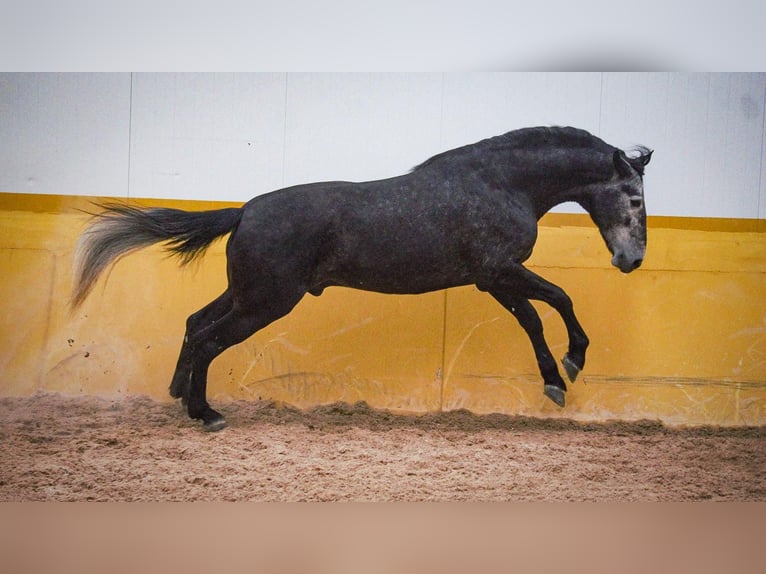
left=1, top=193, right=765, bottom=426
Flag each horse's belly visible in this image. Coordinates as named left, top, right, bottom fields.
left=313, top=249, right=476, bottom=295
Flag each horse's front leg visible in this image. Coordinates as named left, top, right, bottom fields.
left=489, top=292, right=568, bottom=407
left=491, top=263, right=590, bottom=403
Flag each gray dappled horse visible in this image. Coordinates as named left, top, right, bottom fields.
left=73, top=127, right=652, bottom=431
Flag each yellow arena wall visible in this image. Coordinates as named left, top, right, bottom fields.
left=1, top=193, right=765, bottom=426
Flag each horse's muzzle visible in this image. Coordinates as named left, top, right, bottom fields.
left=612, top=252, right=643, bottom=273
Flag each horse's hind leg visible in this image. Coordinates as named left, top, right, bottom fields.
left=184, top=291, right=306, bottom=431
left=490, top=292, right=568, bottom=407
left=169, top=290, right=233, bottom=403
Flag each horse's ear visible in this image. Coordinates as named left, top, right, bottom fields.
left=633, top=149, right=653, bottom=168
left=626, top=148, right=653, bottom=176
left=613, top=149, right=633, bottom=178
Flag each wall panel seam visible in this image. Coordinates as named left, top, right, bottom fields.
left=127, top=73, right=134, bottom=201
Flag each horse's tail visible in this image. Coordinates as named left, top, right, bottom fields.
left=72, top=203, right=243, bottom=308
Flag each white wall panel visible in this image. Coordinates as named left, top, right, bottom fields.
left=282, top=73, right=443, bottom=186
left=441, top=72, right=603, bottom=148
left=0, top=73, right=130, bottom=196
left=701, top=74, right=764, bottom=218
left=762, top=112, right=766, bottom=220
left=128, top=73, right=286, bottom=201
left=600, top=72, right=766, bottom=218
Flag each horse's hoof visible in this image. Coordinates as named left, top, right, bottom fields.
left=203, top=416, right=227, bottom=432
left=544, top=384, right=566, bottom=408
left=192, top=405, right=227, bottom=432
left=561, top=354, right=581, bottom=383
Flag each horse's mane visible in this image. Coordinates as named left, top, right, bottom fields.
left=412, top=126, right=616, bottom=172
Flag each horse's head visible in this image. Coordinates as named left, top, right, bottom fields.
left=583, top=147, right=653, bottom=273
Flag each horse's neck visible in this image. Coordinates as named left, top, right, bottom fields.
left=518, top=180, right=589, bottom=220
left=502, top=153, right=606, bottom=219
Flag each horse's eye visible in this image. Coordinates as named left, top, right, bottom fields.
left=630, top=198, right=642, bottom=209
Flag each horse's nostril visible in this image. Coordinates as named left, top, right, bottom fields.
left=632, top=258, right=643, bottom=270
